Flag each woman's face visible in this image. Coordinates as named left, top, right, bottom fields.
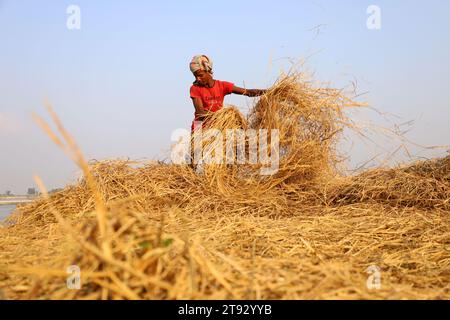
left=193, top=70, right=212, bottom=86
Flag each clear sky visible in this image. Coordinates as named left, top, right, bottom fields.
left=1, top=0, right=449, bottom=194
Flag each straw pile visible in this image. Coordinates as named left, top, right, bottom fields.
left=0, top=73, right=448, bottom=300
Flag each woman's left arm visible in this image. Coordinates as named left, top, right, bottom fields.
left=232, top=86, right=267, bottom=97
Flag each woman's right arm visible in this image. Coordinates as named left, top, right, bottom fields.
left=192, top=97, right=207, bottom=120
left=232, top=86, right=267, bottom=97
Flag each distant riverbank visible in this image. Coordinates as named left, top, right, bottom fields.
left=0, top=196, right=36, bottom=205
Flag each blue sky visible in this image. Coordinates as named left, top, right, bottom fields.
left=1, top=0, right=449, bottom=193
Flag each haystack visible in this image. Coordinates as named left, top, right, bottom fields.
left=0, top=72, right=448, bottom=300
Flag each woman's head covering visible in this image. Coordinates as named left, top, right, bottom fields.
left=189, top=55, right=213, bottom=74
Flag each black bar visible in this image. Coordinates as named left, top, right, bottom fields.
left=0, top=300, right=446, bottom=319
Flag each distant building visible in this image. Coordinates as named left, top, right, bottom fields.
left=27, top=188, right=37, bottom=196
left=5, top=191, right=12, bottom=196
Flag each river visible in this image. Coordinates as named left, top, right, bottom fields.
left=0, top=204, right=16, bottom=222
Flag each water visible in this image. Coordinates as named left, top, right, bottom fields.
left=0, top=204, right=16, bottom=222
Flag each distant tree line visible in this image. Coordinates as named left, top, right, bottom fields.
left=1, top=187, right=62, bottom=197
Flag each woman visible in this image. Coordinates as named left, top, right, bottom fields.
left=189, top=55, right=267, bottom=132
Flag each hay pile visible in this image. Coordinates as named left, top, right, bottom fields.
left=0, top=73, right=448, bottom=300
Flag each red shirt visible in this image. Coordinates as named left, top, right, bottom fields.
left=190, top=80, right=234, bottom=121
